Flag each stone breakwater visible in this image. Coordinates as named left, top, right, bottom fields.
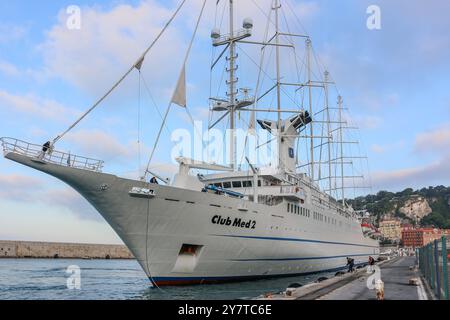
left=0, top=240, right=134, bottom=259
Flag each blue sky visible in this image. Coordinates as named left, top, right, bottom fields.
left=0, top=0, right=449, bottom=244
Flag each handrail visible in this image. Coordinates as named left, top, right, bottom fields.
left=1, top=137, right=104, bottom=172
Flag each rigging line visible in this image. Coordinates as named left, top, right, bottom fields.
left=237, top=3, right=273, bottom=168
left=249, top=0, right=321, bottom=81
left=280, top=4, right=303, bottom=88
left=284, top=0, right=310, bottom=41
left=239, top=46, right=302, bottom=111
left=138, top=71, right=142, bottom=177
left=140, top=74, right=172, bottom=136
left=52, top=0, right=187, bottom=146
left=145, top=0, right=207, bottom=177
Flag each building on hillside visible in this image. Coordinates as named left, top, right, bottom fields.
left=379, top=218, right=402, bottom=242
left=402, top=228, right=450, bottom=248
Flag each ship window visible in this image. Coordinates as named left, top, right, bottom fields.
left=214, top=183, right=222, bottom=188
left=287, top=203, right=290, bottom=212
left=223, top=182, right=231, bottom=188
left=258, top=180, right=262, bottom=187
left=232, top=181, right=242, bottom=188
left=243, top=180, right=252, bottom=188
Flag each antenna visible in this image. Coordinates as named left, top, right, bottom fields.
left=210, top=0, right=253, bottom=170
left=229, top=0, right=236, bottom=170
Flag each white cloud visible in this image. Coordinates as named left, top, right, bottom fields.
left=0, top=60, right=20, bottom=77
left=371, top=144, right=386, bottom=154
left=348, top=114, right=382, bottom=130
left=370, top=140, right=405, bottom=154
left=0, top=200, right=122, bottom=244
left=0, top=90, right=78, bottom=121
left=42, top=187, right=100, bottom=220
left=0, top=174, right=43, bottom=201
left=371, top=125, right=450, bottom=190
left=414, top=126, right=450, bottom=155
left=0, top=24, right=27, bottom=44
left=0, top=172, right=101, bottom=221
left=371, top=154, right=450, bottom=191
left=65, top=129, right=131, bottom=160
left=39, top=0, right=189, bottom=97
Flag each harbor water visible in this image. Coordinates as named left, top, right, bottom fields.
left=0, top=259, right=340, bottom=300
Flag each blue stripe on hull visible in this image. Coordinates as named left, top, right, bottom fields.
left=211, top=234, right=379, bottom=248
left=150, top=262, right=368, bottom=287
left=232, top=253, right=374, bottom=262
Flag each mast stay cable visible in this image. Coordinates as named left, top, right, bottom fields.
left=143, top=0, right=208, bottom=180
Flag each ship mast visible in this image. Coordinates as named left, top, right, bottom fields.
left=306, top=38, right=314, bottom=181
left=228, top=0, right=237, bottom=170
left=324, top=71, right=332, bottom=199
left=338, top=95, right=345, bottom=205
left=274, top=0, right=282, bottom=171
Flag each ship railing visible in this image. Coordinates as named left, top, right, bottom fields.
left=257, top=185, right=305, bottom=199
left=1, top=137, right=104, bottom=172
left=212, top=29, right=252, bottom=46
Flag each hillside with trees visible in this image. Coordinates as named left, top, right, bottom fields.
left=348, top=186, right=450, bottom=228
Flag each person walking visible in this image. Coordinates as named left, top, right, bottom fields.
left=346, top=257, right=355, bottom=273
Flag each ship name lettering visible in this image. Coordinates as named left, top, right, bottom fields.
left=212, top=215, right=256, bottom=229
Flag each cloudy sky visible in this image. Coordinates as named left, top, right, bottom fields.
left=0, top=0, right=449, bottom=244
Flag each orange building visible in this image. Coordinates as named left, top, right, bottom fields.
left=402, top=228, right=450, bottom=248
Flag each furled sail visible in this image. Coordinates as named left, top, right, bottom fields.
left=171, top=65, right=187, bottom=108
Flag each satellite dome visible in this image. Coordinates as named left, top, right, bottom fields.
left=243, top=18, right=253, bottom=29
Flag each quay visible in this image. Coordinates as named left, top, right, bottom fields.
left=0, top=240, right=134, bottom=259
left=257, top=257, right=432, bottom=300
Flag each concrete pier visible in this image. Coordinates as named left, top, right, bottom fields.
left=257, top=257, right=429, bottom=300
left=318, top=257, right=426, bottom=300
left=0, top=240, right=134, bottom=259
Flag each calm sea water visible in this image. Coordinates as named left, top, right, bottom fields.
left=0, top=259, right=338, bottom=300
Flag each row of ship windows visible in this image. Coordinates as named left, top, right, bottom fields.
left=287, top=203, right=339, bottom=226
left=213, top=180, right=261, bottom=189
left=287, top=203, right=310, bottom=217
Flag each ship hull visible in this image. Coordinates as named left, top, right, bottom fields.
left=6, top=152, right=379, bottom=286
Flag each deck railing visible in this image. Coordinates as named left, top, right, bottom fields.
left=1, top=137, right=104, bottom=172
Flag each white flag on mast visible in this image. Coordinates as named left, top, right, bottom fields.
left=171, top=65, right=187, bottom=108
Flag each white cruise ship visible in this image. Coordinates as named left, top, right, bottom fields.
left=1, top=0, right=379, bottom=286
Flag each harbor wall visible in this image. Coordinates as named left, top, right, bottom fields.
left=0, top=241, right=134, bottom=259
